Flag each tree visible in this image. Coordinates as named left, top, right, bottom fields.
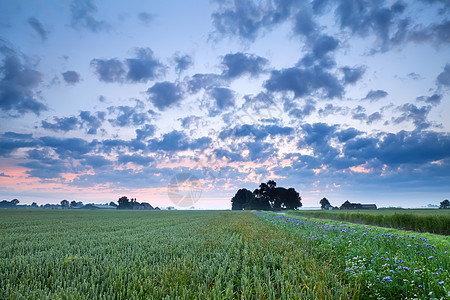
left=231, top=188, right=254, bottom=210
left=60, top=200, right=69, bottom=209
left=109, top=201, right=118, bottom=207
left=320, top=197, right=331, bottom=210
left=11, top=199, right=19, bottom=205
left=440, top=199, right=450, bottom=209
left=117, top=196, right=131, bottom=209
left=281, top=188, right=302, bottom=210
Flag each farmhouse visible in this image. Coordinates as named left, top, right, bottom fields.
left=340, top=200, right=377, bottom=210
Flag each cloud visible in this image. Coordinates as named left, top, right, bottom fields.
left=108, top=104, right=149, bottom=127
left=187, top=73, right=224, bottom=94
left=118, top=154, right=154, bottom=166
left=211, top=0, right=293, bottom=41
left=135, top=124, right=156, bottom=140
left=0, top=132, right=39, bottom=156
left=364, top=89, right=388, bottom=101
left=27, top=17, right=48, bottom=41
left=312, top=35, right=339, bottom=59
left=138, top=12, right=155, bottom=25
left=300, top=122, right=339, bottom=162
left=221, top=52, right=268, bottom=79
left=40, top=136, right=94, bottom=159
left=82, top=155, right=112, bottom=168
left=125, top=48, right=164, bottom=83
left=265, top=66, right=343, bottom=99
left=147, top=81, right=184, bottom=110
left=437, top=63, right=450, bottom=86
left=393, top=103, right=431, bottom=130
left=318, top=103, right=349, bottom=117
left=147, top=130, right=211, bottom=152
left=173, top=54, right=193, bottom=74
left=341, top=65, right=366, bottom=84
left=336, top=127, right=362, bottom=142
left=20, top=160, right=69, bottom=179
left=367, top=112, right=383, bottom=124
left=70, top=0, right=110, bottom=32
left=208, top=87, right=235, bottom=113
left=62, top=71, right=80, bottom=84
left=416, top=94, right=442, bottom=106
left=90, top=58, right=125, bottom=82
left=0, top=50, right=46, bottom=115
left=42, top=116, right=79, bottom=132
left=287, top=99, right=316, bottom=120
left=79, top=111, right=105, bottom=134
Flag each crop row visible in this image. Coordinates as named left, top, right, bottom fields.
left=257, top=212, right=449, bottom=299
left=289, top=210, right=450, bottom=235
left=1, top=210, right=356, bottom=299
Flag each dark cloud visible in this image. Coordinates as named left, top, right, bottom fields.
left=173, top=54, right=193, bottom=74
left=40, top=136, right=94, bottom=159
left=148, top=130, right=211, bottom=152
left=27, top=17, right=48, bottom=41
left=406, top=72, right=422, bottom=80
left=294, top=9, right=317, bottom=37
left=367, top=112, right=383, bottom=124
left=79, top=111, right=105, bottom=134
left=70, top=0, right=110, bottom=32
left=433, top=20, right=450, bottom=44
left=90, top=58, right=125, bottom=82
left=42, top=116, right=79, bottom=132
left=147, top=81, right=184, bottom=110
left=211, top=0, right=294, bottom=41
left=101, top=139, right=146, bottom=153
left=364, top=89, right=388, bottom=101
left=82, top=155, right=112, bottom=168
left=416, top=94, right=442, bottom=106
left=300, top=122, right=339, bottom=162
left=0, top=132, right=39, bottom=156
left=318, top=103, right=349, bottom=117
left=20, top=160, right=69, bottom=179
left=208, top=87, right=235, bottom=112
left=0, top=51, right=46, bottom=115
left=138, top=12, right=155, bottom=25
left=179, top=115, right=203, bottom=129
left=126, top=48, right=164, bottom=83
left=312, top=35, right=339, bottom=59
left=393, top=103, right=431, bottom=130
left=265, top=66, right=343, bottom=99
left=108, top=104, right=149, bottom=127
left=187, top=73, right=224, bottom=94
left=336, top=127, right=362, bottom=142
left=221, top=52, right=268, bottom=79
left=375, top=130, right=450, bottom=165
left=341, top=65, right=366, bottom=84
left=437, top=63, right=450, bottom=86
left=135, top=124, right=156, bottom=140
left=287, top=99, right=316, bottom=120
left=118, top=154, right=154, bottom=166
left=62, top=70, right=80, bottom=84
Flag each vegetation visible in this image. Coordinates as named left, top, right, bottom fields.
left=231, top=180, right=301, bottom=210
left=259, top=212, right=449, bottom=299
left=441, top=199, right=450, bottom=209
left=1, top=210, right=356, bottom=299
left=290, top=209, right=450, bottom=235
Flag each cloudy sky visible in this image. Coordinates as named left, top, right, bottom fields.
left=0, top=0, right=449, bottom=209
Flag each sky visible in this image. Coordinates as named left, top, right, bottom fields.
left=0, top=0, right=449, bottom=209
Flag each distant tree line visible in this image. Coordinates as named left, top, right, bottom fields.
left=0, top=197, right=160, bottom=210
left=231, top=180, right=302, bottom=210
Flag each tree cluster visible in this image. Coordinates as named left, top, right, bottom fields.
left=231, top=180, right=301, bottom=210
left=440, top=199, right=450, bottom=209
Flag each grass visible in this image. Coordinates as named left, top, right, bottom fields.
left=0, top=210, right=356, bottom=299
left=290, top=209, right=450, bottom=235
left=259, top=211, right=449, bottom=299
left=1, top=209, right=448, bottom=299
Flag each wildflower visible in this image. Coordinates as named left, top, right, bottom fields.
left=398, top=266, right=402, bottom=270
left=382, top=276, right=392, bottom=282
left=418, top=285, right=422, bottom=288
left=438, top=281, right=444, bottom=286
left=445, top=251, right=448, bottom=254
left=428, top=256, right=433, bottom=260
left=403, top=267, right=409, bottom=271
